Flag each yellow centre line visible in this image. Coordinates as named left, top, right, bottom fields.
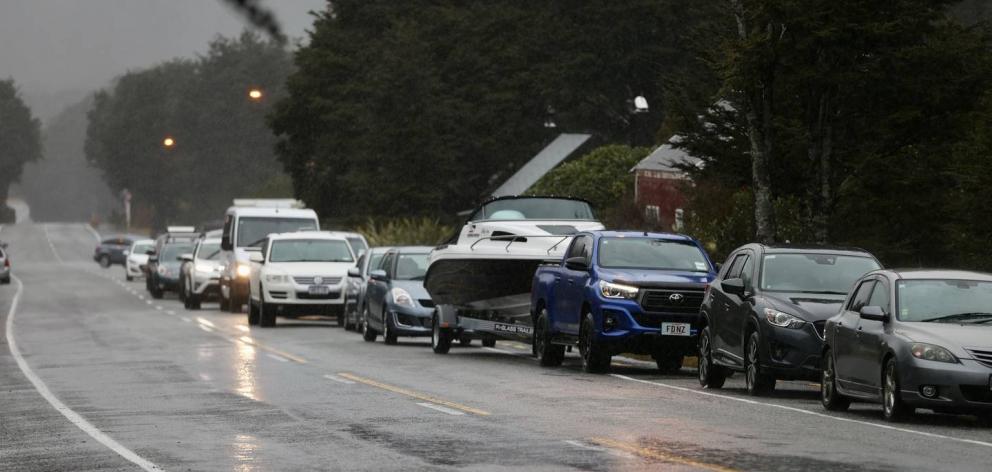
left=235, top=335, right=309, bottom=364
left=589, top=437, right=737, bottom=472
left=337, top=372, right=490, bottom=416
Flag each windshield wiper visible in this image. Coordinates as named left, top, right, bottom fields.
left=796, top=290, right=848, bottom=295
left=920, top=312, right=992, bottom=323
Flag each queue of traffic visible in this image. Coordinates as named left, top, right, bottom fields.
left=95, top=197, right=991, bottom=426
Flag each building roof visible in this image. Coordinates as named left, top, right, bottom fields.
left=631, top=136, right=703, bottom=173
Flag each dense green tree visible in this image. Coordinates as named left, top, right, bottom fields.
left=0, top=79, right=42, bottom=222
left=85, top=32, right=294, bottom=229
left=270, top=0, right=719, bottom=223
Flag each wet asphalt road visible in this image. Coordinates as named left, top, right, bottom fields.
left=1, top=222, right=991, bottom=471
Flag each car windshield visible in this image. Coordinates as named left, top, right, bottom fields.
left=237, top=217, right=318, bottom=247
left=161, top=244, right=192, bottom=262
left=598, top=237, right=710, bottom=272
left=897, top=279, right=992, bottom=322
left=268, top=239, right=353, bottom=263
left=395, top=253, right=429, bottom=280
left=369, top=252, right=386, bottom=272
left=132, top=243, right=153, bottom=254
left=196, top=242, right=222, bottom=261
left=346, top=237, right=368, bottom=255
left=472, top=198, right=595, bottom=221
left=760, top=253, right=880, bottom=294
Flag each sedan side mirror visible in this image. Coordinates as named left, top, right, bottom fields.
left=564, top=256, right=589, bottom=271
left=859, top=305, right=889, bottom=322
left=370, top=269, right=388, bottom=281
left=179, top=253, right=193, bottom=262
left=721, top=278, right=746, bottom=297
left=248, top=252, right=264, bottom=263
left=347, top=267, right=361, bottom=277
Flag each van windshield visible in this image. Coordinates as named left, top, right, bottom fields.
left=237, top=217, right=318, bottom=247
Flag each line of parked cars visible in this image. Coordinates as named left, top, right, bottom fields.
left=102, top=196, right=991, bottom=425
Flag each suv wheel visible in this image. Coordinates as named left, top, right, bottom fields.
left=382, top=311, right=398, bottom=345
left=698, top=326, right=727, bottom=388
left=579, top=313, right=611, bottom=373
left=882, top=358, right=912, bottom=421
left=259, top=290, right=276, bottom=328
left=821, top=349, right=851, bottom=411
left=431, top=311, right=452, bottom=354
left=362, top=307, right=378, bottom=342
left=247, top=298, right=260, bottom=326
left=534, top=309, right=564, bottom=367
left=745, top=330, right=776, bottom=395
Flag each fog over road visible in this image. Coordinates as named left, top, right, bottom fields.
left=1, top=222, right=990, bottom=471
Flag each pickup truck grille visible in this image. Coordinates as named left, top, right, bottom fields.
left=640, top=289, right=705, bottom=315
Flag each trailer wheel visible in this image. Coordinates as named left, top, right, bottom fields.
left=481, top=336, right=496, bottom=348
left=431, top=311, right=452, bottom=354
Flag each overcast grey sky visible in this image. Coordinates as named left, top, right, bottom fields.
left=0, top=0, right=325, bottom=120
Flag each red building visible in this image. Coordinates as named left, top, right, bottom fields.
left=631, top=140, right=700, bottom=231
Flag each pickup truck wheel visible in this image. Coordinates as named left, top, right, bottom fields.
left=383, top=311, right=398, bottom=345
left=431, top=312, right=452, bottom=354
left=534, top=310, right=564, bottom=367
left=655, top=354, right=684, bottom=374
left=579, top=313, right=611, bottom=373
left=481, top=336, right=496, bottom=348
left=698, top=326, right=728, bottom=388
left=745, top=331, right=776, bottom=395
left=362, top=307, right=378, bottom=342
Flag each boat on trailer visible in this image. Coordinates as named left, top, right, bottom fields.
left=424, top=196, right=604, bottom=352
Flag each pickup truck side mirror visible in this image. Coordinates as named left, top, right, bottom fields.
left=248, top=252, right=264, bottom=263
left=370, top=269, right=388, bottom=281
left=179, top=253, right=193, bottom=262
left=859, top=305, right=889, bottom=322
left=347, top=267, right=361, bottom=277
left=565, top=256, right=589, bottom=271
left=721, top=278, right=746, bottom=297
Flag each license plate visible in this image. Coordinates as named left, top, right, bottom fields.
left=308, top=285, right=330, bottom=295
left=661, top=322, right=691, bottom=336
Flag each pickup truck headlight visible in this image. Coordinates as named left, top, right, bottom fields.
left=390, top=288, right=414, bottom=307
left=599, top=280, right=639, bottom=299
left=911, top=343, right=957, bottom=363
left=764, top=308, right=806, bottom=329
left=236, top=263, right=251, bottom=278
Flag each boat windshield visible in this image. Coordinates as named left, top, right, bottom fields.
left=472, top=198, right=594, bottom=221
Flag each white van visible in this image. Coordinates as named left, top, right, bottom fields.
left=218, top=199, right=319, bottom=312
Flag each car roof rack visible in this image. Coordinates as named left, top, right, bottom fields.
left=232, top=199, right=305, bottom=209
left=166, top=226, right=196, bottom=233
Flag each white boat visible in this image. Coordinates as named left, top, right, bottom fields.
left=424, top=196, right=604, bottom=351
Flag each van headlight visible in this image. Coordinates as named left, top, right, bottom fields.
left=764, top=308, right=806, bottom=329
left=599, top=280, right=639, bottom=299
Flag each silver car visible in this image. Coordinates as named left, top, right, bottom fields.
left=181, top=232, right=224, bottom=310
left=823, top=269, right=992, bottom=423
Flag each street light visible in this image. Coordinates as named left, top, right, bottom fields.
left=163, top=136, right=175, bottom=148
left=248, top=88, right=264, bottom=101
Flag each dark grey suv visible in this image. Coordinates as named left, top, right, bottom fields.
left=698, top=244, right=881, bottom=395
left=822, top=269, right=992, bottom=423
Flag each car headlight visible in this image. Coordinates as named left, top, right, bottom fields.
left=390, top=288, right=414, bottom=307
left=764, top=308, right=806, bottom=329
left=599, top=280, right=639, bottom=299
left=265, top=273, right=288, bottom=283
left=911, top=343, right=957, bottom=363
left=157, top=266, right=168, bottom=276
left=236, top=263, right=251, bottom=278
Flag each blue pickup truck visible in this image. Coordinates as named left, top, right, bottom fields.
left=530, top=231, right=717, bottom=373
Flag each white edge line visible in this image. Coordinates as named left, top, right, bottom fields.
left=84, top=224, right=102, bottom=244
left=416, top=402, right=465, bottom=416
left=42, top=224, right=65, bottom=264
left=4, top=276, right=162, bottom=471
left=323, top=374, right=356, bottom=385
left=611, top=374, right=992, bottom=449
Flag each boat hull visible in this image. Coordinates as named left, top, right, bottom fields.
left=424, top=257, right=548, bottom=307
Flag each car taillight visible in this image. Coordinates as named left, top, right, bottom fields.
left=4, top=258, right=9, bottom=267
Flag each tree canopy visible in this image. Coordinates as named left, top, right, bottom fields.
left=85, top=31, right=294, bottom=230
left=0, top=79, right=42, bottom=222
